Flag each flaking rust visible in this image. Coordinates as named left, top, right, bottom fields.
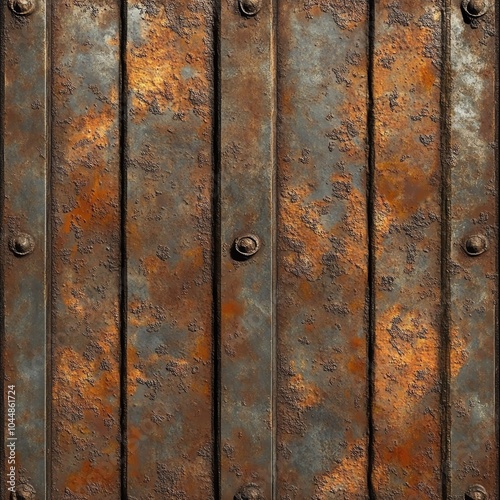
left=372, top=0, right=443, bottom=497
left=51, top=0, right=122, bottom=496
left=277, top=2, right=369, bottom=497
left=126, top=0, right=216, bottom=497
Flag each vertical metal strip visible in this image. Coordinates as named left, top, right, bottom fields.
left=125, top=1, right=216, bottom=496
left=50, top=0, right=122, bottom=494
left=219, top=0, right=276, bottom=496
left=371, top=0, right=444, bottom=496
left=275, top=3, right=370, bottom=497
left=1, top=0, right=48, bottom=497
left=448, top=1, right=498, bottom=496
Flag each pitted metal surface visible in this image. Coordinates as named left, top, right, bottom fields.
left=0, top=0, right=497, bottom=497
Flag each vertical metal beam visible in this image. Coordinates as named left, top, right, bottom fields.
left=50, top=0, right=121, bottom=495
left=448, top=0, right=498, bottom=496
left=124, top=1, right=216, bottom=497
left=219, top=0, right=276, bottom=497
left=276, top=3, right=369, bottom=497
left=1, top=0, right=48, bottom=497
left=371, top=0, right=444, bottom=496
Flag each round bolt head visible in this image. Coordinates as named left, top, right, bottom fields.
left=462, top=0, right=488, bottom=17
left=9, top=232, right=35, bottom=257
left=234, top=484, right=264, bottom=500
left=239, top=0, right=261, bottom=16
left=465, top=484, right=488, bottom=500
left=8, top=0, right=36, bottom=15
left=464, top=234, right=488, bottom=256
left=234, top=234, right=261, bottom=258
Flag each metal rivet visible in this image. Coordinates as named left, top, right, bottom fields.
left=463, top=234, right=488, bottom=256
left=234, top=483, right=264, bottom=500
left=465, top=484, right=488, bottom=500
left=239, top=0, right=261, bottom=16
left=234, top=234, right=261, bottom=258
left=8, top=0, right=36, bottom=15
left=9, top=232, right=35, bottom=257
left=10, top=483, right=36, bottom=500
left=462, top=0, right=488, bottom=17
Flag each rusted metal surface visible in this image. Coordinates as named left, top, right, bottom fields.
left=276, top=2, right=369, bottom=498
left=448, top=1, right=498, bottom=497
left=0, top=0, right=498, bottom=497
left=1, top=0, right=48, bottom=497
left=51, top=0, right=121, bottom=496
left=219, top=0, right=275, bottom=496
left=124, top=0, right=216, bottom=498
left=371, top=0, right=444, bottom=496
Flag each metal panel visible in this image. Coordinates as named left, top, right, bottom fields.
left=276, top=2, right=369, bottom=497
left=125, top=0, right=216, bottom=497
left=1, top=1, right=48, bottom=498
left=51, top=0, right=122, bottom=495
left=219, top=0, right=276, bottom=497
left=371, top=0, right=444, bottom=496
left=448, top=1, right=498, bottom=497
left=0, top=0, right=498, bottom=497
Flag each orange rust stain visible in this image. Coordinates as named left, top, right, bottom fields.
left=65, top=459, right=118, bottom=493
left=222, top=300, right=243, bottom=319
left=128, top=8, right=212, bottom=124
left=288, top=368, right=322, bottom=409
left=347, top=356, right=365, bottom=377
left=350, top=336, right=364, bottom=350
left=450, top=327, right=469, bottom=378
left=377, top=162, right=436, bottom=217
left=314, top=439, right=368, bottom=496
left=419, top=64, right=437, bottom=92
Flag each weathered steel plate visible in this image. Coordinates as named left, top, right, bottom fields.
left=51, top=0, right=122, bottom=496
left=1, top=1, right=48, bottom=498
left=0, top=0, right=497, bottom=498
left=371, top=0, right=444, bottom=496
left=448, top=1, right=498, bottom=497
left=276, top=2, right=369, bottom=497
left=125, top=0, right=216, bottom=497
left=219, top=0, right=276, bottom=497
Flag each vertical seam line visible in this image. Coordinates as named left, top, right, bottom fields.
left=212, top=0, right=222, bottom=496
left=439, top=0, right=452, bottom=498
left=119, top=0, right=128, bottom=497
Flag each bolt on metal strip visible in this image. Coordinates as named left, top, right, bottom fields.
left=1, top=0, right=48, bottom=495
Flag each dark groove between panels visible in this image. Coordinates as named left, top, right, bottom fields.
left=439, top=1, right=452, bottom=498
left=366, top=0, right=376, bottom=498
left=119, top=0, right=129, bottom=497
left=212, top=1, right=222, bottom=497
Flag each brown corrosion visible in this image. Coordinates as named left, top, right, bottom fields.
left=51, top=0, right=122, bottom=496
left=277, top=2, right=369, bottom=497
left=125, top=0, right=215, bottom=497
left=372, top=0, right=443, bottom=496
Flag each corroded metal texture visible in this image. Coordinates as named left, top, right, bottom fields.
left=448, top=0, right=498, bottom=497
left=1, top=0, right=48, bottom=497
left=51, top=0, right=121, bottom=495
left=125, top=0, right=216, bottom=497
left=219, top=0, right=275, bottom=496
left=0, top=0, right=498, bottom=497
left=276, top=2, right=369, bottom=497
left=371, top=0, right=443, bottom=496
